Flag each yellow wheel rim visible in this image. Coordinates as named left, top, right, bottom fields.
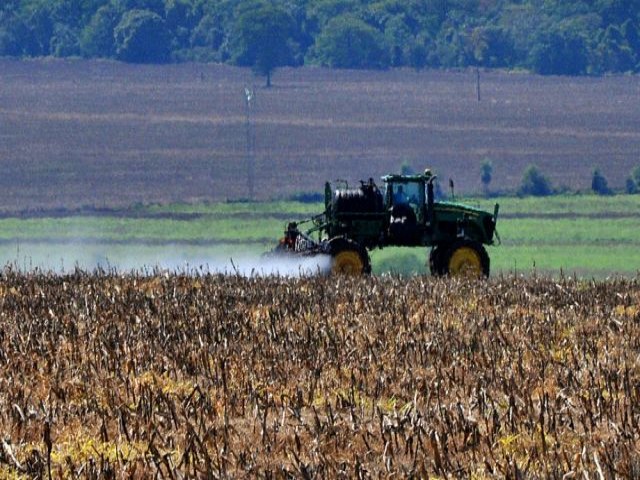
left=448, top=246, right=482, bottom=277
left=332, top=250, right=364, bottom=275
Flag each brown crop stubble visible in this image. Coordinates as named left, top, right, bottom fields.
left=0, top=270, right=639, bottom=477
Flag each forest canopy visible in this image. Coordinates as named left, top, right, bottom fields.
left=0, top=0, right=639, bottom=76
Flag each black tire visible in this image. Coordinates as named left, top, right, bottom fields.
left=329, top=238, right=371, bottom=275
left=428, top=246, right=446, bottom=276
left=441, top=239, right=490, bottom=277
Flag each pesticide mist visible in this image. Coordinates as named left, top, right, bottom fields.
left=4, top=242, right=332, bottom=277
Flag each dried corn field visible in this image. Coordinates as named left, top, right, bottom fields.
left=1, top=270, right=640, bottom=478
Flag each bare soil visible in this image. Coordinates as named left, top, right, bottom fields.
left=1, top=59, right=639, bottom=211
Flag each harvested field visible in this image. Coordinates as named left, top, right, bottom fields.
left=1, top=271, right=639, bottom=477
left=1, top=59, right=640, bottom=211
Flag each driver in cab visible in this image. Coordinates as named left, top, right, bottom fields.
left=393, top=185, right=409, bottom=205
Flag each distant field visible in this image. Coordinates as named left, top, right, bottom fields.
left=1, top=59, right=640, bottom=211
left=1, top=195, right=639, bottom=277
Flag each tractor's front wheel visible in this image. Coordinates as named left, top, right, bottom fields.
left=330, top=239, right=371, bottom=275
left=442, top=240, right=490, bottom=277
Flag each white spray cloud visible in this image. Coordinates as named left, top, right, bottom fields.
left=4, top=241, right=332, bottom=277
left=200, top=253, right=333, bottom=277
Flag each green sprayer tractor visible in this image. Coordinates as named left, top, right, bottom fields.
left=271, top=169, right=499, bottom=276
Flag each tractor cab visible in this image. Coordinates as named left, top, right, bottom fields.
left=386, top=178, right=424, bottom=221
left=381, top=170, right=437, bottom=245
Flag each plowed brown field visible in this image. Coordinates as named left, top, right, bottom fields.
left=1, top=59, right=640, bottom=211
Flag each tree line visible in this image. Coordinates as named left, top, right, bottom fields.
left=474, top=160, right=640, bottom=198
left=1, top=0, right=639, bottom=80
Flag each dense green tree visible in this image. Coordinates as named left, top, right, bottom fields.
left=0, top=7, right=27, bottom=56
left=419, top=0, right=449, bottom=38
left=50, top=24, right=80, bottom=56
left=496, top=4, right=543, bottom=65
left=383, top=16, right=404, bottom=64
left=364, top=0, right=435, bottom=68
left=165, top=0, right=198, bottom=53
left=519, top=165, right=553, bottom=197
left=591, top=168, right=613, bottom=195
left=591, top=24, right=637, bottom=73
left=432, top=25, right=471, bottom=67
left=189, top=13, right=225, bottom=60
left=165, top=0, right=194, bottom=29
left=529, top=28, right=589, bottom=75
left=540, top=0, right=592, bottom=18
left=306, top=0, right=363, bottom=36
left=632, top=166, right=640, bottom=186
left=406, top=35, right=429, bottom=69
left=21, top=2, right=55, bottom=56
left=114, top=9, right=171, bottom=63
left=471, top=26, right=515, bottom=67
left=188, top=0, right=238, bottom=62
left=621, top=19, right=640, bottom=53
left=79, top=4, right=120, bottom=58
left=625, top=165, right=640, bottom=194
left=0, top=0, right=639, bottom=75
left=230, top=1, right=296, bottom=86
left=49, top=0, right=91, bottom=28
left=311, top=14, right=389, bottom=69
left=480, top=159, right=493, bottom=195
left=113, top=0, right=165, bottom=16
left=596, top=0, right=640, bottom=26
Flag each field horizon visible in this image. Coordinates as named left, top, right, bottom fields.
left=1, top=59, right=640, bottom=212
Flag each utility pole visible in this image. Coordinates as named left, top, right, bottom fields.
left=244, top=87, right=255, bottom=200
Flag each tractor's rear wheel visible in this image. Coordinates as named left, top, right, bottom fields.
left=330, top=239, right=371, bottom=275
left=442, top=240, right=490, bottom=277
